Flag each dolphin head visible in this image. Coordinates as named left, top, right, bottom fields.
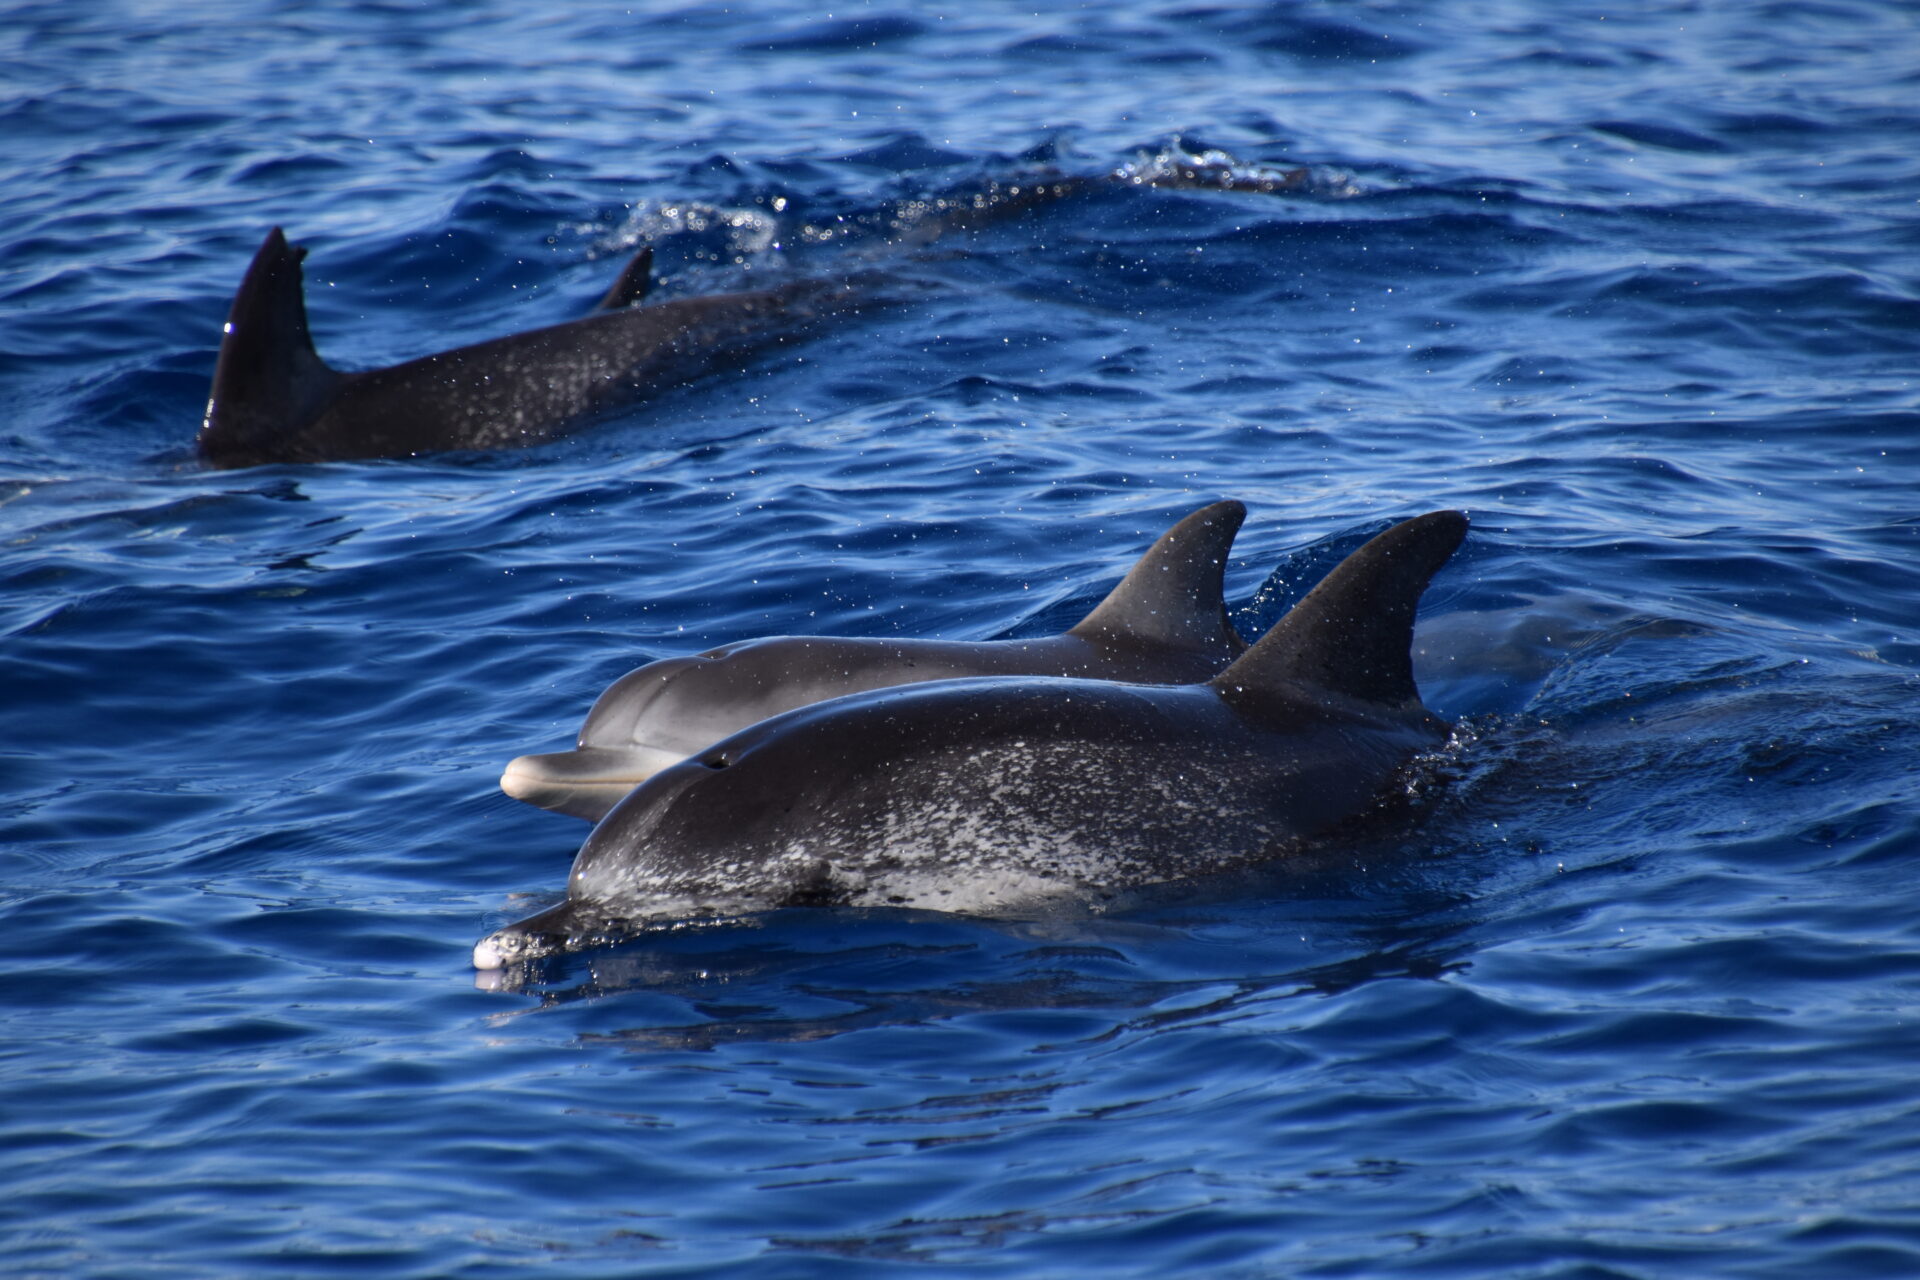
left=567, top=723, right=852, bottom=904
left=478, top=721, right=849, bottom=968
left=499, top=648, right=815, bottom=822
left=497, top=656, right=712, bottom=821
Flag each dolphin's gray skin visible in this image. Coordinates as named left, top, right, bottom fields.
left=197, top=228, right=868, bottom=468
left=500, top=500, right=1251, bottom=822
left=475, top=510, right=1469, bottom=969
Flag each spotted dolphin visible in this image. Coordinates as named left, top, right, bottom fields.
left=475, top=510, right=1469, bottom=969
left=197, top=228, right=868, bottom=467
left=500, top=500, right=1251, bottom=822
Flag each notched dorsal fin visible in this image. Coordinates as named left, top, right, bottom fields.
left=1212, top=510, right=1467, bottom=709
left=593, top=245, right=654, bottom=311
left=198, top=227, right=339, bottom=465
left=1068, top=499, right=1247, bottom=652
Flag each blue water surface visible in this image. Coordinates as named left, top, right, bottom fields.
left=4, top=2, right=1919, bottom=1276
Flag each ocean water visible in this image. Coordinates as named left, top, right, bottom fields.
left=4, top=1, right=1919, bottom=1275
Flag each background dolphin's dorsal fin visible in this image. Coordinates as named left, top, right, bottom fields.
left=1067, top=499, right=1247, bottom=652
left=594, top=245, right=654, bottom=311
left=1211, top=510, right=1467, bottom=709
left=199, top=227, right=339, bottom=462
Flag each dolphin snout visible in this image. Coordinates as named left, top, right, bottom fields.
left=472, top=898, right=583, bottom=970
left=499, top=747, right=670, bottom=822
left=471, top=930, right=526, bottom=971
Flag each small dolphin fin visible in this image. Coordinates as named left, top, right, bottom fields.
left=593, top=245, right=654, bottom=311
left=1068, top=499, right=1247, bottom=652
left=198, top=227, right=341, bottom=466
left=1211, top=511, right=1467, bottom=709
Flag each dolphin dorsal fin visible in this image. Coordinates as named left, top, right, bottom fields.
left=198, top=227, right=339, bottom=465
left=594, top=245, right=654, bottom=311
left=1211, top=510, right=1467, bottom=709
left=1068, top=499, right=1247, bottom=652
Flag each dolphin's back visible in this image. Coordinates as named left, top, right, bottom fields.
left=291, top=278, right=859, bottom=461
left=197, top=228, right=868, bottom=467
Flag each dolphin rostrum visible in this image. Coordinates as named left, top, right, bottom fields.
left=475, top=510, right=1469, bottom=969
left=197, top=228, right=869, bottom=467
left=500, top=500, right=1251, bottom=822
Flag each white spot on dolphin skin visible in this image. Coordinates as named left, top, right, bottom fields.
left=472, top=936, right=507, bottom=970
left=810, top=737, right=1271, bottom=912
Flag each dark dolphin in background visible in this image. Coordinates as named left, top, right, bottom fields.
left=197, top=159, right=1318, bottom=467
left=197, top=228, right=869, bottom=467
left=501, top=500, right=1251, bottom=821
left=474, top=510, right=1469, bottom=969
